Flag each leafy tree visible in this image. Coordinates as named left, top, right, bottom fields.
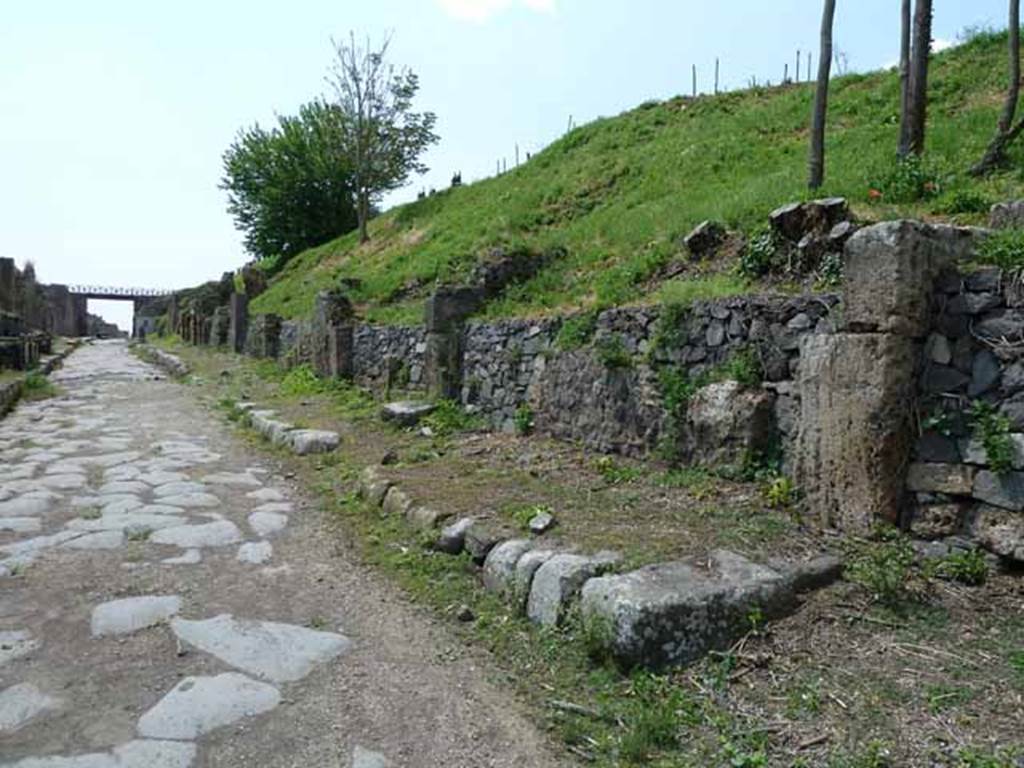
left=327, top=33, right=438, bottom=243
left=971, top=0, right=1022, bottom=175
left=808, top=0, right=836, bottom=188
left=221, top=101, right=358, bottom=268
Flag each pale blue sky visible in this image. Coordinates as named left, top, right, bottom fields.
left=0, top=0, right=1009, bottom=329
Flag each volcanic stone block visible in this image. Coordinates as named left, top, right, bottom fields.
left=229, top=293, right=248, bottom=353
left=795, top=332, right=918, bottom=532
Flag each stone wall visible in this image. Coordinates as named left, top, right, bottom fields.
left=352, top=324, right=426, bottom=391
left=907, top=262, right=1024, bottom=559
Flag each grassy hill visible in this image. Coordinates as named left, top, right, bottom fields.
left=252, top=28, right=1024, bottom=326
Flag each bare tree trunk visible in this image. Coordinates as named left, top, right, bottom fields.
left=898, top=0, right=912, bottom=156
left=907, top=0, right=933, bottom=155
left=808, top=0, right=837, bottom=189
left=357, top=191, right=369, bottom=243
left=971, top=0, right=1022, bottom=175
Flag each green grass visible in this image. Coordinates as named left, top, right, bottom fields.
left=251, top=28, right=1024, bottom=325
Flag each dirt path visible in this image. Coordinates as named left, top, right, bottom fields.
left=0, top=341, right=563, bottom=768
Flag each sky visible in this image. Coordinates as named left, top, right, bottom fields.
left=0, top=0, right=1010, bottom=330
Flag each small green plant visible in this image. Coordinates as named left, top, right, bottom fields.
left=817, top=250, right=843, bottom=288
left=555, top=311, right=598, bottom=350
left=764, top=476, right=797, bottom=509
left=746, top=604, right=765, bottom=635
left=617, top=673, right=690, bottom=763
left=785, top=676, right=822, bottom=718
left=922, top=408, right=955, bottom=437
left=510, top=503, right=552, bottom=531
left=22, top=371, right=57, bottom=401
left=125, top=526, right=152, bottom=543
left=970, top=401, right=1015, bottom=475
left=279, top=364, right=325, bottom=396
left=739, top=225, right=781, bottom=277
left=80, top=507, right=102, bottom=521
left=593, top=455, right=644, bottom=485
left=930, top=548, right=989, bottom=586
left=976, top=227, right=1024, bottom=272
left=421, top=399, right=483, bottom=436
left=579, top=610, right=616, bottom=665
left=1010, top=649, right=1024, bottom=685
left=938, top=188, right=992, bottom=215
left=844, top=526, right=916, bottom=605
left=868, top=155, right=943, bottom=204
left=594, top=334, right=633, bottom=369
left=514, top=403, right=534, bottom=435
left=719, top=346, right=762, bottom=387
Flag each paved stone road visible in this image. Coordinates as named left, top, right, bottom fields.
left=0, top=341, right=560, bottom=767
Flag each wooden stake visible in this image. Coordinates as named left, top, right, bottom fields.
left=715, top=58, right=720, bottom=94
left=692, top=64, right=697, bottom=97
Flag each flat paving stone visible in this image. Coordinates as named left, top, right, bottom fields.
left=97, top=482, right=149, bottom=496
left=0, top=630, right=39, bottom=667
left=136, top=471, right=188, bottom=486
left=66, top=514, right=189, bottom=534
left=250, top=502, right=293, bottom=515
left=201, top=472, right=262, bottom=488
left=39, top=475, right=88, bottom=491
left=136, top=672, right=281, bottom=740
left=152, top=482, right=207, bottom=498
left=247, top=512, right=287, bottom=538
left=0, top=518, right=42, bottom=534
left=91, top=595, right=182, bottom=637
left=155, top=493, right=220, bottom=510
left=170, top=614, right=351, bottom=683
left=245, top=488, right=285, bottom=502
left=61, top=531, right=125, bottom=551
left=0, top=498, right=52, bottom=517
left=351, top=746, right=390, bottom=768
left=161, top=549, right=201, bottom=565
left=149, top=521, right=241, bottom=548
left=0, top=682, right=60, bottom=732
left=237, top=541, right=273, bottom=564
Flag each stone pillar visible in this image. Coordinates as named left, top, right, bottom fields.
left=210, top=306, right=230, bottom=347
left=794, top=221, right=974, bottom=533
left=245, top=314, right=282, bottom=359
left=167, top=295, right=180, bottom=338
left=423, top=286, right=482, bottom=400
left=0, top=258, right=14, bottom=314
left=72, top=296, right=88, bottom=337
left=327, top=325, right=355, bottom=380
left=229, top=293, right=248, bottom=353
left=312, top=290, right=355, bottom=378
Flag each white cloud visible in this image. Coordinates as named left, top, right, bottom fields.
left=436, top=0, right=556, bottom=22
left=933, top=38, right=955, bottom=53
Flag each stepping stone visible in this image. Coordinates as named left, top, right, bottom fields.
left=247, top=512, right=287, bottom=538
left=161, top=549, right=201, bottom=565
left=91, top=595, right=182, bottom=637
left=101, top=498, right=145, bottom=516
left=381, top=401, right=436, bottom=427
left=0, top=518, right=42, bottom=534
left=0, top=682, right=60, bottom=733
left=352, top=746, right=391, bottom=768
left=251, top=502, right=292, bottom=515
left=149, top=521, right=242, bottom=549
left=201, top=472, right=262, bottom=488
left=136, top=672, right=280, bottom=740
left=104, top=466, right=141, bottom=481
left=152, top=482, right=206, bottom=498
left=155, top=493, right=220, bottom=510
left=245, top=488, right=285, bottom=502
left=62, top=530, right=125, bottom=550
left=135, top=504, right=186, bottom=516
left=79, top=451, right=141, bottom=468
left=0, top=498, right=52, bottom=517
left=237, top=541, right=273, bottom=564
left=170, top=614, right=351, bottom=683
left=45, top=462, right=86, bottom=475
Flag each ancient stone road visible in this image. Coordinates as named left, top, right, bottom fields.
left=0, top=342, right=560, bottom=767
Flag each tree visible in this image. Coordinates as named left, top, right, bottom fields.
left=221, top=101, right=359, bottom=268
left=898, top=0, right=913, bottom=156
left=971, top=0, right=1022, bottom=175
left=327, top=33, right=438, bottom=244
left=808, top=0, right=837, bottom=189
left=902, top=0, right=934, bottom=155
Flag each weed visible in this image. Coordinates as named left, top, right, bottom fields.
left=938, top=188, right=992, bottom=215
left=279, top=364, right=325, bottom=396
left=21, top=371, right=57, bottom=401
left=1010, top=649, right=1024, bottom=685
left=80, top=507, right=102, bottom=521
left=594, top=334, right=633, bottom=369
left=868, top=155, right=943, bottom=204
left=514, top=403, right=534, bottom=436
left=594, top=456, right=644, bottom=485
left=718, top=346, right=762, bottom=387
left=764, top=475, right=797, bottom=508
left=817, top=250, right=843, bottom=288
left=657, top=274, right=751, bottom=307
left=421, top=400, right=484, bottom=437
left=125, top=526, right=152, bottom=543
left=969, top=401, right=1015, bottom=475
left=929, top=548, right=989, bottom=586
left=739, top=225, right=781, bottom=278
left=925, top=683, right=974, bottom=714
left=579, top=610, right=616, bottom=666
left=509, top=503, right=552, bottom=531
left=843, top=526, right=917, bottom=605
left=976, top=227, right=1024, bottom=272
left=785, top=676, right=822, bottom=718
left=556, top=311, right=598, bottom=350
